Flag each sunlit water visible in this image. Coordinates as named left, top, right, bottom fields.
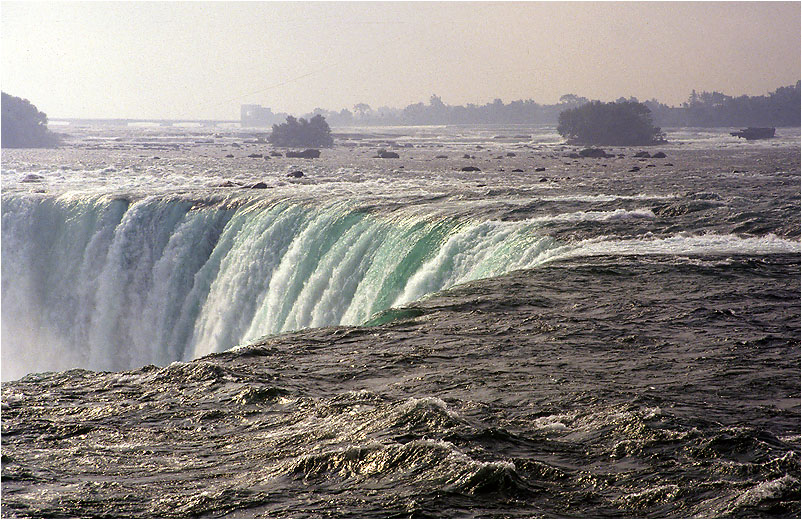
left=1, top=125, right=799, bottom=517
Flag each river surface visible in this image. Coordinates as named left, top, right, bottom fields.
left=1, top=124, right=799, bottom=517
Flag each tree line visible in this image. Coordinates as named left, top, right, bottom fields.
left=297, top=82, right=800, bottom=128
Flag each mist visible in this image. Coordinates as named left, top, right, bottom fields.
left=2, top=1, right=800, bottom=120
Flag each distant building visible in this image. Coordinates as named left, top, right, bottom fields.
left=241, top=105, right=280, bottom=127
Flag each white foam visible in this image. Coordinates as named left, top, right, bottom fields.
left=732, top=476, right=797, bottom=508
left=530, top=208, right=655, bottom=223
left=542, top=232, right=799, bottom=263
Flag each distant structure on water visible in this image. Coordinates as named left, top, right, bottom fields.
left=241, top=104, right=284, bottom=127
left=730, top=127, right=776, bottom=140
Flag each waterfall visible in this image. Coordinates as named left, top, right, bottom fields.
left=1, top=193, right=557, bottom=379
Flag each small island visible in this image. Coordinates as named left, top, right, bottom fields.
left=268, top=114, right=333, bottom=148
left=557, top=100, right=666, bottom=146
left=1, top=92, right=60, bottom=148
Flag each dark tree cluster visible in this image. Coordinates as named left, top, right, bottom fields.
left=557, top=100, right=665, bottom=146
left=1, top=92, right=60, bottom=148
left=268, top=115, right=333, bottom=147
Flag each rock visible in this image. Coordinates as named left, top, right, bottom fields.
left=21, top=173, right=45, bottom=182
left=461, top=166, right=481, bottom=172
left=665, top=163, right=674, bottom=166
left=264, top=156, right=271, bottom=160
left=534, top=167, right=546, bottom=172
left=539, top=177, right=548, bottom=182
left=730, top=127, right=775, bottom=140
left=286, top=149, right=320, bottom=158
left=270, top=151, right=283, bottom=157
left=376, top=150, right=400, bottom=159
left=506, top=152, right=516, bottom=157
left=579, top=148, right=607, bottom=158
left=435, top=155, right=448, bottom=159
left=463, top=154, right=474, bottom=159
left=629, top=166, right=641, bottom=172
left=651, top=151, right=667, bottom=158
left=250, top=182, right=269, bottom=189
left=511, top=168, right=524, bottom=172
left=248, top=153, right=263, bottom=158
left=567, top=153, right=581, bottom=159
left=634, top=151, right=651, bottom=158
left=216, top=180, right=240, bottom=188
left=225, top=154, right=234, bottom=158
left=287, top=171, right=304, bottom=178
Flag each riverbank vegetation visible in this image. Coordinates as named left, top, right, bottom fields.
left=281, top=82, right=800, bottom=128
left=1, top=92, right=60, bottom=148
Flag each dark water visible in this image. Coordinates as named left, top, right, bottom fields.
left=1, top=127, right=800, bottom=517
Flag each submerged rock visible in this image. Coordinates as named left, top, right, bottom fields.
left=461, top=166, right=481, bottom=172
left=286, top=149, right=320, bottom=159
left=579, top=148, right=607, bottom=158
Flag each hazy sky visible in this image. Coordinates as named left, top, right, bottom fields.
left=2, top=1, right=799, bottom=120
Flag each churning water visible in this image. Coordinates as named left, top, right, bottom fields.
left=1, top=125, right=799, bottom=517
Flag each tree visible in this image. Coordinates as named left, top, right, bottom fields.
left=352, top=103, right=372, bottom=119
left=559, top=93, right=589, bottom=106
left=1, top=92, right=60, bottom=148
left=557, top=100, right=665, bottom=146
left=268, top=115, right=333, bottom=148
